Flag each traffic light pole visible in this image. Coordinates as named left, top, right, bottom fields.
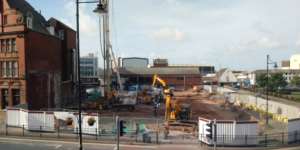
left=116, top=116, right=119, bottom=150
left=156, top=103, right=160, bottom=144
left=214, top=118, right=217, bottom=150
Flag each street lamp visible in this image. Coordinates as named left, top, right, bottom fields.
left=93, top=0, right=111, bottom=103
left=266, top=55, right=278, bottom=124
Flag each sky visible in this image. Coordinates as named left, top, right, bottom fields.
left=26, top=0, right=300, bottom=71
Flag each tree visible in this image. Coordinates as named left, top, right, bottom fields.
left=256, top=74, right=268, bottom=87
left=290, top=75, right=300, bottom=86
left=269, top=73, right=288, bottom=91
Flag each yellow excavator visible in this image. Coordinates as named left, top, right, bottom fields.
left=145, top=74, right=174, bottom=104
left=164, top=96, right=197, bottom=137
left=153, top=74, right=174, bottom=96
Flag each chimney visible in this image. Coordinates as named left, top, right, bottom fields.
left=39, top=10, right=41, bottom=14
left=118, top=57, right=121, bottom=67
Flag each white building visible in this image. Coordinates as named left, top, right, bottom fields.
left=290, top=54, right=300, bottom=69
left=80, top=53, right=99, bottom=87
left=249, top=69, right=300, bottom=85
left=214, top=68, right=237, bottom=85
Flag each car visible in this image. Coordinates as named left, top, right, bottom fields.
left=233, top=85, right=240, bottom=88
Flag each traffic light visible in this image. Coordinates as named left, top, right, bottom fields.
left=206, top=122, right=213, bottom=139
left=119, top=120, right=126, bottom=136
left=152, top=105, right=157, bottom=116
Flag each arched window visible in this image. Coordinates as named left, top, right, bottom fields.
left=26, top=12, right=33, bottom=29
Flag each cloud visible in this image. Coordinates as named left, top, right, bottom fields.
left=257, top=36, right=288, bottom=49
left=146, top=28, right=188, bottom=42
left=252, top=21, right=272, bottom=35
left=60, top=19, right=74, bottom=29
left=296, top=33, right=300, bottom=46
left=63, top=1, right=99, bottom=36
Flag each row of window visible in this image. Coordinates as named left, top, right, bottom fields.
left=159, top=76, right=200, bottom=78
left=80, top=72, right=97, bottom=76
left=1, top=61, right=18, bottom=77
left=2, top=89, right=20, bottom=109
left=1, top=39, right=17, bottom=52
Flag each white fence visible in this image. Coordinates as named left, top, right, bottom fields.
left=199, top=117, right=258, bottom=146
left=73, top=113, right=99, bottom=135
left=288, top=118, right=300, bottom=143
left=7, top=108, right=54, bottom=132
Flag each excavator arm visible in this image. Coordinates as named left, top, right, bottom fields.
left=152, top=74, right=166, bottom=86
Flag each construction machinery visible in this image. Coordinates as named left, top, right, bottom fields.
left=153, top=74, right=174, bottom=96
left=164, top=96, right=198, bottom=137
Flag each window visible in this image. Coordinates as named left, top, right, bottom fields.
left=95, top=71, right=97, bottom=76
left=285, top=73, right=287, bottom=75
left=177, top=77, right=184, bottom=81
left=6, top=39, right=11, bottom=52
left=289, top=77, right=291, bottom=80
left=2, top=89, right=8, bottom=109
left=7, top=62, right=11, bottom=77
left=4, top=15, right=7, bottom=25
left=185, top=77, right=192, bottom=78
left=59, top=30, right=64, bottom=40
left=13, top=61, right=18, bottom=77
left=26, top=12, right=33, bottom=29
left=50, top=26, right=54, bottom=35
left=12, top=39, right=16, bottom=51
left=2, top=62, right=6, bottom=77
left=13, top=89, right=20, bottom=106
left=27, top=18, right=32, bottom=28
left=193, top=76, right=201, bottom=78
left=2, top=39, right=5, bottom=52
left=86, top=78, right=92, bottom=82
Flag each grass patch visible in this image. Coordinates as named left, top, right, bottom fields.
left=291, top=92, right=300, bottom=95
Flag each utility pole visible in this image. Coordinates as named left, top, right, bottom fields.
left=116, top=116, right=119, bottom=150
left=105, top=0, right=111, bottom=103
left=76, top=0, right=83, bottom=149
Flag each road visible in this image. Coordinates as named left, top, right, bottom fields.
left=0, top=137, right=199, bottom=150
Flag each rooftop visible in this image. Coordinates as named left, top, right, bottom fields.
left=120, top=67, right=201, bottom=75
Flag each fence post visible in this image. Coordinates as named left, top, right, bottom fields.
left=23, top=125, right=24, bottom=136
left=58, top=126, right=60, bottom=138
left=40, top=126, right=42, bottom=137
left=282, top=132, right=284, bottom=145
left=76, top=127, right=78, bottom=139
left=5, top=124, right=7, bottom=135
left=95, top=128, right=97, bottom=140
left=295, top=131, right=297, bottom=143
left=245, top=135, right=247, bottom=147
left=265, top=134, right=267, bottom=147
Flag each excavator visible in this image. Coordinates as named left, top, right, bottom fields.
left=152, top=74, right=174, bottom=96
left=145, top=74, right=174, bottom=104
left=164, top=96, right=198, bottom=137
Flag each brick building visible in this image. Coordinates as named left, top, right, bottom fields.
left=0, top=0, right=76, bottom=110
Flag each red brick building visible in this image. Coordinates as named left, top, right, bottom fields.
left=0, top=0, right=77, bottom=110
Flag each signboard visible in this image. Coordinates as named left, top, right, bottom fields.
left=226, top=76, right=229, bottom=82
left=114, top=67, right=126, bottom=74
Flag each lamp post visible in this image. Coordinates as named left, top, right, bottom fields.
left=93, top=0, right=110, bottom=103
left=76, top=1, right=103, bottom=149
left=266, top=55, right=278, bottom=124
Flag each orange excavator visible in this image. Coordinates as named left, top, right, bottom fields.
left=164, top=96, right=197, bottom=137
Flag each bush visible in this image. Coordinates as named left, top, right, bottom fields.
left=288, top=96, right=294, bottom=101
left=272, top=93, right=277, bottom=96
left=294, top=97, right=299, bottom=101
left=283, top=95, right=288, bottom=99
left=277, top=93, right=280, bottom=97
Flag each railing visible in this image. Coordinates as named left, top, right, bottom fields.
left=0, top=124, right=162, bottom=143
left=199, top=131, right=300, bottom=147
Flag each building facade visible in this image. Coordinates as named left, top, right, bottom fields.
left=249, top=69, right=300, bottom=85
left=214, top=68, right=237, bottom=86
left=290, top=54, right=300, bottom=69
left=80, top=53, right=99, bottom=88
left=0, top=0, right=76, bottom=110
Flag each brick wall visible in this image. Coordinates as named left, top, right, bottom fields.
left=25, top=30, right=62, bottom=110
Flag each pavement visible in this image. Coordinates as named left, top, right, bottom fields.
left=237, top=89, right=300, bottom=108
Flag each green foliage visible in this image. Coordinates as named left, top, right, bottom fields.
left=256, top=74, right=268, bottom=87
left=269, top=73, right=288, bottom=91
left=290, top=75, right=300, bottom=86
